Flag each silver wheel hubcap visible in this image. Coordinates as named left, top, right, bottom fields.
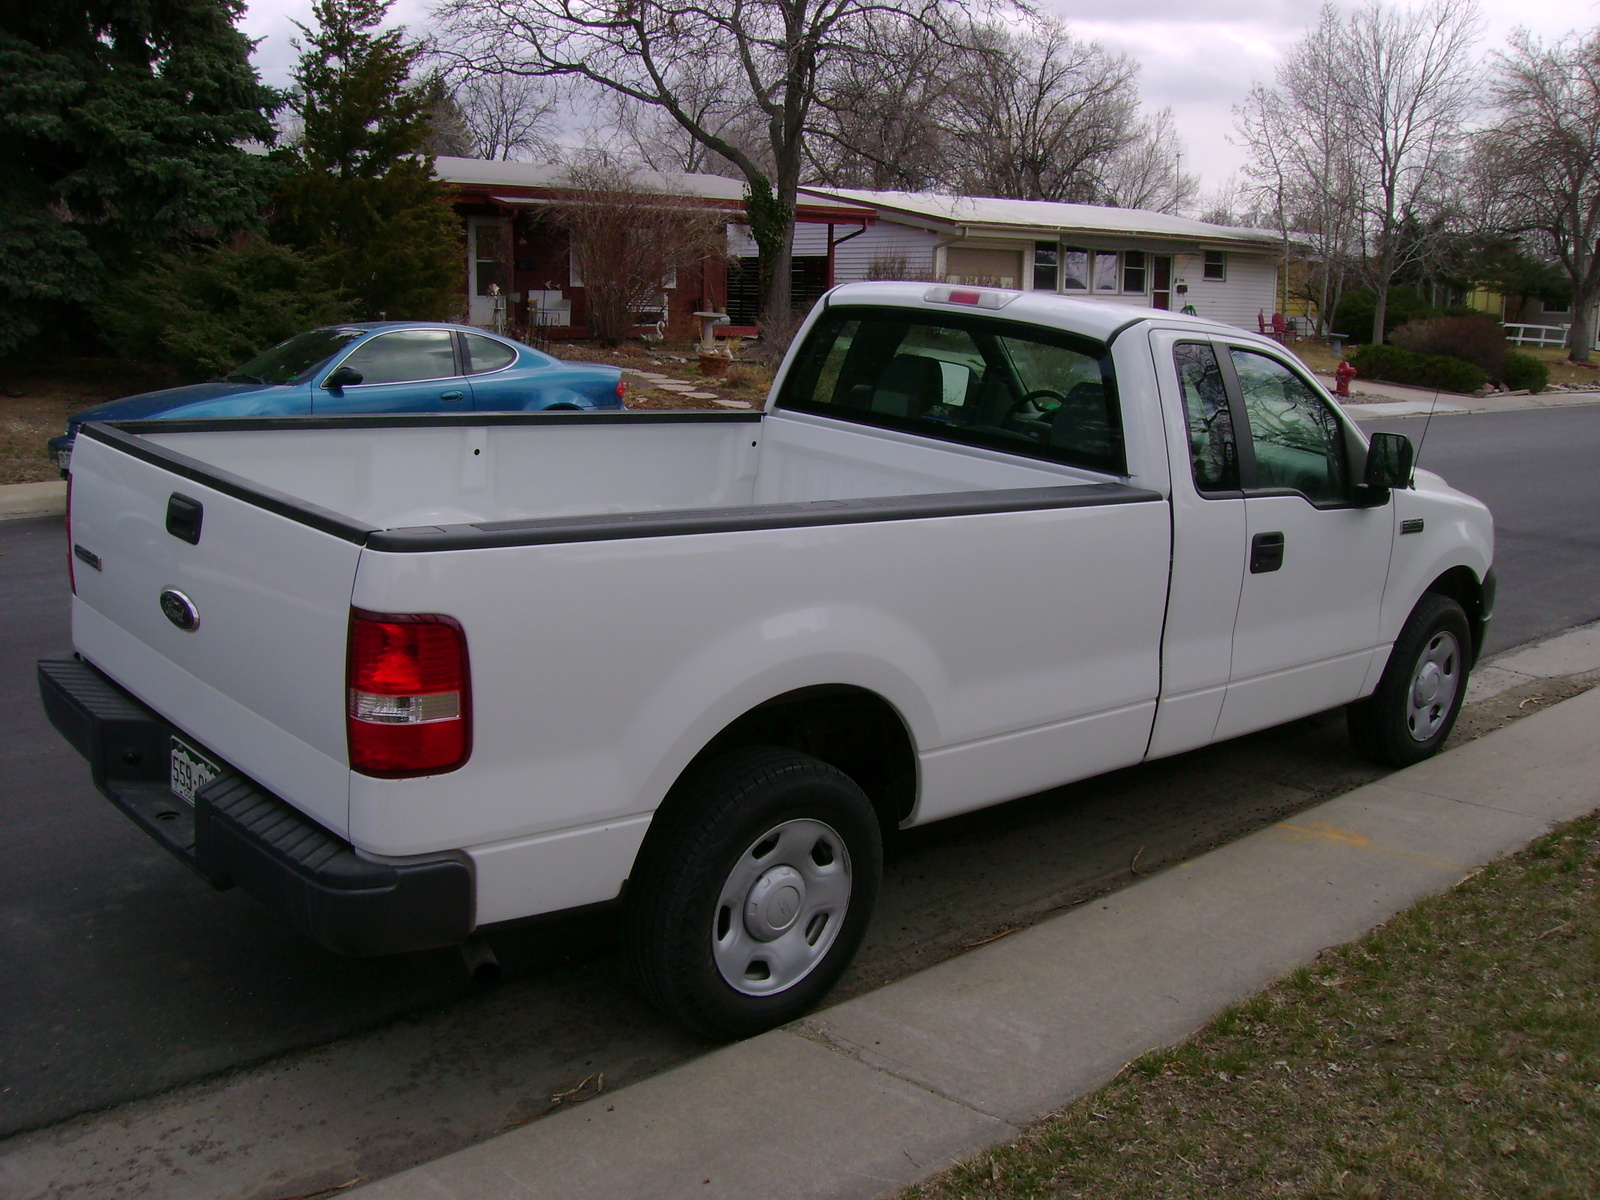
left=713, top=818, right=852, bottom=996
left=1406, top=630, right=1461, bottom=742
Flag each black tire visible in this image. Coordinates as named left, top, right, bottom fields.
left=1348, top=592, right=1472, bottom=768
left=624, top=746, right=883, bottom=1040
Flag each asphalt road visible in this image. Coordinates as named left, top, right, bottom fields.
left=2, top=404, right=1597, bottom=1189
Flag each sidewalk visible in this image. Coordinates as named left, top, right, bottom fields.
left=1313, top=373, right=1600, bottom=418
left=348, top=628, right=1600, bottom=1200
left=0, top=480, right=65, bottom=521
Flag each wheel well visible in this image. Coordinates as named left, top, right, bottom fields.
left=1425, top=566, right=1486, bottom=663
left=682, top=686, right=917, bottom=831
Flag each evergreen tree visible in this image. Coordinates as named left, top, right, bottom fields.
left=0, top=1, right=283, bottom=356
left=271, top=0, right=461, bottom=322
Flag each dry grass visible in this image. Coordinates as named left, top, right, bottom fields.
left=906, top=813, right=1600, bottom=1200
left=0, top=357, right=180, bottom=484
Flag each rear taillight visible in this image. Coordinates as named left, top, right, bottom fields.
left=616, top=376, right=627, bottom=402
left=65, top=475, right=75, bottom=595
left=347, top=610, right=471, bottom=777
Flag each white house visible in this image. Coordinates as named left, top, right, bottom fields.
left=792, top=188, right=1294, bottom=331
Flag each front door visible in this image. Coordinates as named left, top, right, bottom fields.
left=467, top=217, right=512, bottom=329
left=1151, top=256, right=1172, bottom=310
left=1213, top=344, right=1393, bottom=740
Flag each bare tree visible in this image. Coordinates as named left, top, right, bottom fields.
left=555, top=155, right=727, bottom=345
left=805, top=15, right=953, bottom=190
left=1341, top=0, right=1483, bottom=340
left=456, top=72, right=560, bottom=161
left=435, top=0, right=957, bottom=322
left=1236, top=1, right=1480, bottom=341
left=1476, top=28, right=1600, bottom=362
left=1235, top=7, right=1364, bottom=334
left=941, top=18, right=1141, bottom=203
left=1095, top=107, right=1197, bottom=214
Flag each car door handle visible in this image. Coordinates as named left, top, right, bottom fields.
left=440, top=390, right=464, bottom=401
left=1250, top=531, right=1285, bottom=573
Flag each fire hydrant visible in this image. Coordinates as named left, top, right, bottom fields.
left=1334, top=359, right=1357, bottom=398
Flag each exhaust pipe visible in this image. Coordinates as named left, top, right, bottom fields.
left=461, top=936, right=501, bottom=983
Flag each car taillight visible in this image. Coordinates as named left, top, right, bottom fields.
left=347, top=610, right=471, bottom=777
left=616, top=376, right=626, bottom=402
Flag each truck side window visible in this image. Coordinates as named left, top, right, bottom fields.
left=1229, top=349, right=1347, bottom=504
left=1174, top=342, right=1237, bottom=491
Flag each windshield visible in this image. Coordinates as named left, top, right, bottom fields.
left=224, top=328, right=364, bottom=385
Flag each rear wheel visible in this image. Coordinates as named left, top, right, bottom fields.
left=624, top=746, right=882, bottom=1040
left=1348, top=592, right=1471, bottom=767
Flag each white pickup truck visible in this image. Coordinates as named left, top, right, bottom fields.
left=40, top=282, right=1494, bottom=1038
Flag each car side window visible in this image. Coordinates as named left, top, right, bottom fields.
left=336, top=330, right=458, bottom=385
left=1174, top=342, right=1237, bottom=492
left=1229, top=348, right=1347, bottom=504
left=463, top=332, right=518, bottom=375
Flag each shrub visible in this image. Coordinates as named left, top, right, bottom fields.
left=1350, top=343, right=1486, bottom=394
left=1501, top=351, right=1549, bottom=393
left=1333, top=286, right=1437, bottom=344
left=96, top=238, right=352, bottom=383
left=1390, top=316, right=1509, bottom=376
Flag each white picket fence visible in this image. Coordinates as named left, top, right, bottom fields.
left=1503, top=321, right=1600, bottom=351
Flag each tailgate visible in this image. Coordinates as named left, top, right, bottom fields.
left=66, top=426, right=365, bottom=835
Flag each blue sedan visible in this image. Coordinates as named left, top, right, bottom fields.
left=50, top=322, right=625, bottom=473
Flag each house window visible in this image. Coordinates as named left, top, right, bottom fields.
left=1542, top=297, right=1570, bottom=314
left=1203, top=250, right=1227, bottom=282
left=1033, top=242, right=1059, bottom=291
left=1122, top=251, right=1147, bottom=294
left=1062, top=248, right=1089, bottom=291
left=1093, top=252, right=1120, bottom=292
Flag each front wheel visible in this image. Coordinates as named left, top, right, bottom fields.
left=1348, top=592, right=1471, bottom=767
left=624, top=747, right=883, bottom=1040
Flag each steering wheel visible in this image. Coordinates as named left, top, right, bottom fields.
left=1003, top=388, right=1067, bottom=438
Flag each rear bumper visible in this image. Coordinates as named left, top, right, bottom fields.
left=37, top=656, right=474, bottom=956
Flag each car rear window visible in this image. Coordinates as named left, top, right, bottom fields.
left=463, top=332, right=518, bottom=374
left=777, top=306, right=1124, bottom=474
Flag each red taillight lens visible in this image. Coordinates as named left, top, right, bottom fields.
left=947, top=289, right=982, bottom=305
left=616, top=376, right=627, bottom=402
left=347, top=610, right=471, bottom=777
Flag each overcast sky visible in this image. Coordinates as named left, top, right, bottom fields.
left=241, top=0, right=1600, bottom=202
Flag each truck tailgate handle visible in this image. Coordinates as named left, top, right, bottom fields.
left=1250, top=531, right=1284, bottom=574
left=166, top=494, right=203, bottom=545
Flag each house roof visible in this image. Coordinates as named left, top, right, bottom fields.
left=797, top=186, right=1291, bottom=249
left=434, top=156, right=875, bottom=221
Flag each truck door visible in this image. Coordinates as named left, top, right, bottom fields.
left=1145, top=333, right=1248, bottom=758
left=1211, top=343, right=1393, bottom=740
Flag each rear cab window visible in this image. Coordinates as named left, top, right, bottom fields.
left=778, top=306, right=1125, bottom=474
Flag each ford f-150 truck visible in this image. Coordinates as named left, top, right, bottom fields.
left=39, top=282, right=1494, bottom=1038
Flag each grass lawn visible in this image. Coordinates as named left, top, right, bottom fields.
left=907, top=812, right=1600, bottom=1200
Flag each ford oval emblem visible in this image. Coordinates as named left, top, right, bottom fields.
left=159, top=588, right=200, bottom=632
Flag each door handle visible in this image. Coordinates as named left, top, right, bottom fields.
left=440, top=390, right=464, bottom=401
left=1250, top=531, right=1285, bottom=573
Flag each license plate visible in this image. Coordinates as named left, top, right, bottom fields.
left=170, top=737, right=221, bottom=806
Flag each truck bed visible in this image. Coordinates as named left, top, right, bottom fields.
left=122, top=408, right=1105, bottom=531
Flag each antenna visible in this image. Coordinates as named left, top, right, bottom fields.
left=1412, top=387, right=1442, bottom=478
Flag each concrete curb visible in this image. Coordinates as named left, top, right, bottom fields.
left=346, top=673, right=1600, bottom=1200
left=0, top=481, right=65, bottom=521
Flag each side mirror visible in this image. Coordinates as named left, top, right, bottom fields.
left=1358, top=431, right=1414, bottom=504
left=323, top=365, right=363, bottom=390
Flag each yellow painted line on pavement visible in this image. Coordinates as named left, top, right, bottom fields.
left=1271, top=821, right=1462, bottom=872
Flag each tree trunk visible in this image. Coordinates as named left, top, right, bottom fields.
left=1569, top=288, right=1597, bottom=365
left=743, top=175, right=794, bottom=324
